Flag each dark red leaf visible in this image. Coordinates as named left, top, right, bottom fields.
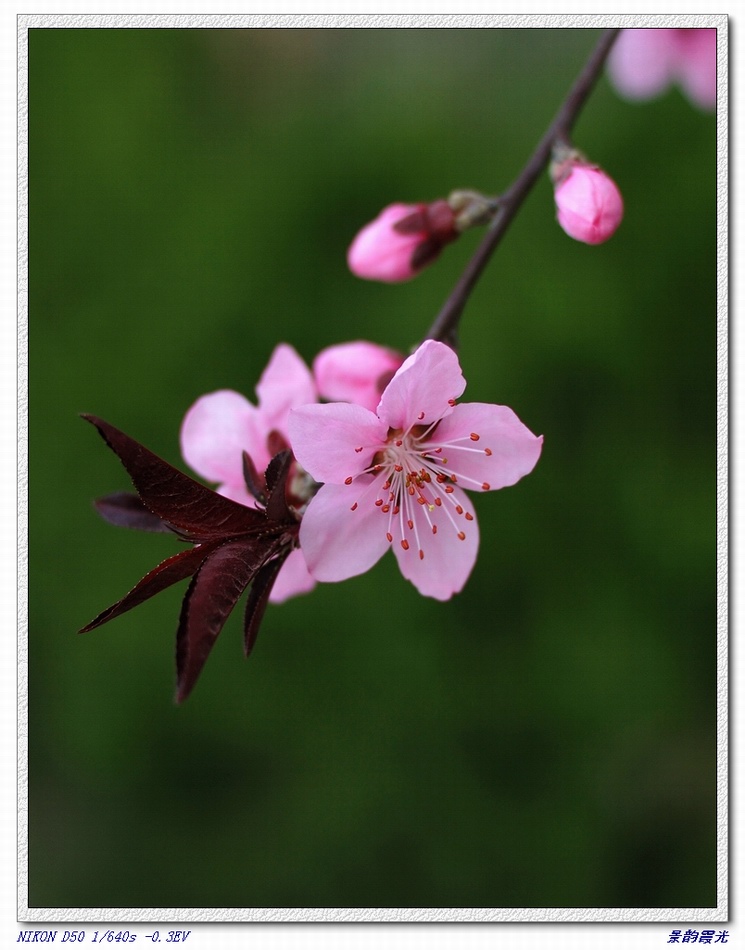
left=79, top=541, right=222, bottom=633
left=243, top=555, right=287, bottom=658
left=95, top=492, right=174, bottom=532
left=242, top=451, right=266, bottom=505
left=82, top=414, right=266, bottom=541
left=264, top=450, right=295, bottom=523
left=175, top=537, right=283, bottom=703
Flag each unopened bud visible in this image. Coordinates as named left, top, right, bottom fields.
left=551, top=150, right=623, bottom=246
left=347, top=201, right=458, bottom=283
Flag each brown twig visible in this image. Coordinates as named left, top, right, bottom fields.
left=425, top=28, right=621, bottom=348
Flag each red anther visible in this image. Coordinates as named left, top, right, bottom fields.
left=417, top=497, right=425, bottom=505
left=386, top=532, right=393, bottom=542
left=482, top=482, right=490, bottom=491
left=432, top=525, right=438, bottom=534
left=383, top=480, right=391, bottom=491
left=344, top=476, right=354, bottom=485
left=450, top=474, right=458, bottom=483
left=470, top=432, right=480, bottom=441
left=408, top=486, right=415, bottom=495
left=375, top=499, right=383, bottom=507
left=434, top=497, right=442, bottom=507
left=444, top=486, right=454, bottom=494
left=350, top=502, right=358, bottom=511
left=419, top=550, right=424, bottom=560
left=407, top=519, right=414, bottom=529
left=394, top=464, right=403, bottom=472
left=401, top=539, right=410, bottom=551
left=418, top=411, right=425, bottom=420
left=484, top=448, right=493, bottom=456
left=373, top=464, right=382, bottom=473
left=465, top=512, right=474, bottom=521
left=448, top=398, right=456, bottom=406
left=355, top=446, right=363, bottom=453
left=393, top=505, right=400, bottom=515
left=455, top=505, right=463, bottom=515
left=395, top=440, right=403, bottom=447
left=457, top=531, right=466, bottom=541
left=382, top=504, right=390, bottom=513
left=435, top=447, right=443, bottom=454
left=436, top=474, right=447, bottom=483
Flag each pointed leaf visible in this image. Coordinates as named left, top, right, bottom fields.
left=82, top=414, right=266, bottom=541
left=94, top=492, right=174, bottom=532
left=79, top=541, right=221, bottom=633
left=242, top=451, right=266, bottom=505
left=175, top=536, right=284, bottom=703
left=264, top=450, right=295, bottom=523
left=243, top=554, right=287, bottom=658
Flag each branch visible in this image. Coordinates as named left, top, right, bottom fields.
left=425, top=28, right=621, bottom=348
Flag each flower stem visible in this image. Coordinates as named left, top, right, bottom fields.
left=425, top=28, right=621, bottom=349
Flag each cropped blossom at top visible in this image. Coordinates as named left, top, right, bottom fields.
left=180, top=343, right=318, bottom=603
left=607, top=28, right=716, bottom=111
left=289, top=340, right=543, bottom=601
left=313, top=340, right=405, bottom=412
left=347, top=201, right=459, bottom=282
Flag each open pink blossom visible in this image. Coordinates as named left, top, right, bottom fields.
left=313, top=341, right=404, bottom=412
left=554, top=162, right=624, bottom=245
left=607, top=28, right=716, bottom=111
left=288, top=340, right=542, bottom=601
left=347, top=201, right=458, bottom=283
left=180, top=343, right=317, bottom=603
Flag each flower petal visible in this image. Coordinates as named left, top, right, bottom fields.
left=181, top=390, right=266, bottom=484
left=429, top=402, right=543, bottom=491
left=268, top=547, right=316, bottom=604
left=392, top=485, right=479, bottom=600
left=313, top=341, right=404, bottom=412
left=288, top=402, right=387, bottom=484
left=377, top=339, right=466, bottom=430
left=298, top=480, right=390, bottom=582
left=255, top=343, right=317, bottom=433
left=607, top=28, right=677, bottom=101
left=676, top=29, right=717, bottom=110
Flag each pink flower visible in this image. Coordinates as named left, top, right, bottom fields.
left=180, top=343, right=318, bottom=603
left=288, top=340, right=542, bottom=601
left=607, top=28, right=716, bottom=111
left=553, top=162, right=624, bottom=245
left=313, top=340, right=405, bottom=412
left=347, top=201, right=458, bottom=282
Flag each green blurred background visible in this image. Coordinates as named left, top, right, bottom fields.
left=29, top=27, right=717, bottom=909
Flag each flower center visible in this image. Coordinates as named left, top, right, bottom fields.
left=345, top=419, right=493, bottom=560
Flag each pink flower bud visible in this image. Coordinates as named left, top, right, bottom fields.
left=553, top=163, right=624, bottom=245
left=347, top=200, right=458, bottom=282
left=313, top=340, right=404, bottom=412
